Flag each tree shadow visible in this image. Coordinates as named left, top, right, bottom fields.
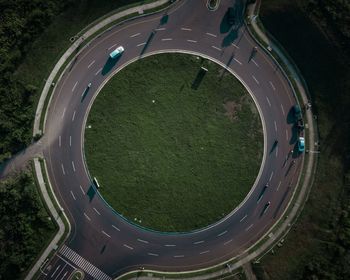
left=160, top=14, right=169, bottom=25
left=273, top=186, right=291, bottom=219
left=191, top=67, right=207, bottom=90
left=286, top=106, right=296, bottom=124
left=102, top=56, right=121, bottom=76
left=81, top=87, right=91, bottom=102
left=289, top=125, right=298, bottom=145
left=140, top=31, right=156, bottom=56
left=87, top=184, right=97, bottom=202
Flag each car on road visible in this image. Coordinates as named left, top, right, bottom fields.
left=109, top=46, right=124, bottom=59
left=293, top=104, right=302, bottom=121
left=227, top=7, right=235, bottom=25
left=298, top=136, right=305, bottom=152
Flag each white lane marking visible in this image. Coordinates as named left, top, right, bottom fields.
left=137, top=42, right=147, bottom=47
left=61, top=164, right=65, bottom=175
left=137, top=239, right=149, bottom=244
left=245, top=224, right=254, bottom=231
left=232, top=43, right=239, bottom=49
left=87, top=60, right=95, bottom=69
left=124, top=244, right=134, bottom=250
left=206, top=32, right=217, bottom=37
left=72, top=81, right=78, bottom=92
left=95, top=68, right=102, bottom=76
left=274, top=121, right=278, bottom=132
left=71, top=161, right=76, bottom=172
left=276, top=181, right=282, bottom=191
left=240, top=214, right=248, bottom=222
left=217, top=230, right=228, bottom=237
left=70, top=191, right=76, bottom=200
left=108, top=44, right=117, bottom=50
left=148, top=252, right=159, bottom=257
left=281, top=104, right=285, bottom=116
left=84, top=212, right=91, bottom=221
left=252, top=75, right=259, bottom=84
left=269, top=171, right=274, bottom=182
left=251, top=59, right=259, bottom=67
left=212, top=45, right=222, bottom=51
left=200, top=250, right=210, bottom=255
left=93, top=207, right=101, bottom=215
left=69, top=136, right=72, bottom=147
left=174, top=255, right=184, bottom=258
left=102, top=230, right=111, bottom=238
left=61, top=108, right=66, bottom=119
left=79, top=185, right=85, bottom=195
left=161, top=38, right=172, bottom=41
left=165, top=244, right=176, bottom=247
left=181, top=27, right=192, bottom=31
left=58, top=136, right=61, bottom=147
left=266, top=96, right=271, bottom=107
left=269, top=81, right=276, bottom=91
left=234, top=58, right=242, bottom=65
left=112, top=224, right=121, bottom=231
left=275, top=146, right=278, bottom=157
left=193, top=240, right=204, bottom=244
left=286, top=129, right=289, bottom=140
left=187, top=39, right=197, bottom=43
left=224, top=239, right=233, bottom=245
left=72, top=111, right=76, bottom=122
left=155, top=27, right=166, bottom=31
left=130, top=32, right=141, bottom=38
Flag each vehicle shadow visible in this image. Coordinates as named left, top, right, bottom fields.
left=102, top=56, right=121, bottom=76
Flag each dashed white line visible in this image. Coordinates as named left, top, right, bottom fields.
left=137, top=42, right=147, bottom=47
left=58, top=136, right=61, bottom=147
left=240, top=214, right=248, bottom=222
left=269, top=81, right=276, bottom=91
left=286, top=129, right=289, bottom=140
left=124, top=244, right=134, bottom=250
left=79, top=185, right=85, bottom=195
left=174, top=255, right=184, bottom=258
left=61, top=108, right=66, bottom=119
left=70, top=190, right=76, bottom=200
left=200, top=250, right=210, bottom=255
left=108, top=44, right=117, bottom=50
left=181, top=27, right=192, bottom=31
left=274, top=120, right=278, bottom=132
left=69, top=136, right=72, bottom=147
left=95, top=68, right=102, bottom=76
left=234, top=58, right=242, bottom=65
left=281, top=104, right=285, bottom=116
left=206, top=32, right=217, bottom=37
left=148, top=252, right=159, bottom=256
left=224, top=239, right=233, bottom=245
left=217, top=230, right=228, bottom=237
left=187, top=39, right=197, bottom=43
left=165, top=244, right=176, bottom=247
left=61, top=164, right=65, bottom=175
left=252, top=75, right=259, bottom=84
left=71, top=161, right=75, bottom=172
left=251, top=59, right=259, bottom=67
left=245, top=224, right=254, bottom=231
left=72, top=111, right=76, bottom=122
left=72, top=81, right=78, bottom=92
left=112, top=224, right=121, bottom=231
left=266, top=96, right=271, bottom=107
left=87, top=60, right=95, bottom=69
left=232, top=43, right=239, bottom=49
left=193, top=240, right=204, bottom=245
left=130, top=32, right=141, bottom=38
left=161, top=38, right=172, bottom=41
left=211, top=45, right=221, bottom=51
left=93, top=207, right=101, bottom=215
left=137, top=239, right=149, bottom=244
left=84, top=212, right=91, bottom=221
left=269, top=171, right=274, bottom=182
left=276, top=181, right=282, bottom=191
left=155, top=27, right=166, bottom=31
left=102, top=230, right=111, bottom=238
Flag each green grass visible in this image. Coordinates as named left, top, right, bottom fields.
left=85, top=53, right=263, bottom=232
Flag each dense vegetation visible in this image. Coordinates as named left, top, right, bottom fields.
left=256, top=0, right=350, bottom=279
left=0, top=171, right=56, bottom=279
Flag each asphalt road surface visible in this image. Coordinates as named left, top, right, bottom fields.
left=39, top=1, right=303, bottom=279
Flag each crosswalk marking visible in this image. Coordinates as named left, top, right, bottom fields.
left=59, top=245, right=111, bottom=280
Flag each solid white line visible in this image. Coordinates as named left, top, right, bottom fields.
left=224, top=239, right=233, bottom=245
left=240, top=214, right=248, bottom=222
left=58, top=136, right=61, bottom=147
left=234, top=58, right=242, bottom=65
left=61, top=164, right=65, bottom=175
left=232, top=43, right=239, bottom=49
left=80, top=185, right=85, bottom=195
left=193, top=240, right=204, bottom=244
left=200, top=250, right=210, bottom=255
left=70, top=191, right=76, bottom=200
left=72, top=81, right=78, bottom=92
left=269, top=81, right=276, bottom=91
left=112, top=224, right=121, bottom=231
left=251, top=59, right=259, bottom=67
left=130, top=32, right=141, bottom=38
left=187, top=39, right=197, bottom=43
left=281, top=104, right=285, bottom=116
left=266, top=96, right=271, bottom=107
left=108, top=44, right=116, bottom=50
left=71, top=161, right=75, bottom=172
left=274, top=120, right=278, bottom=132
left=124, top=244, right=134, bottom=250
left=174, top=255, right=184, bottom=258
left=161, top=38, right=172, bottom=41
left=72, top=111, right=76, bottom=122
left=181, top=27, right=192, bottom=31
left=269, top=171, right=274, bottom=182
left=102, top=230, right=111, bottom=238
left=69, top=136, right=72, bottom=147
left=93, top=207, right=101, bottom=215
left=245, top=224, right=254, bottom=231
left=211, top=45, right=221, bottom=51
left=165, top=244, right=176, bottom=247
left=206, top=32, right=217, bottom=37
left=84, top=212, right=91, bottom=221
left=60, top=271, right=68, bottom=280
left=155, top=27, right=165, bottom=31
left=87, top=60, right=95, bottom=69
left=275, top=146, right=278, bottom=157
left=252, top=75, right=259, bottom=84
left=148, top=252, right=159, bottom=256
left=95, top=68, right=102, bottom=76
left=51, top=265, right=60, bottom=278
left=137, top=239, right=149, bottom=244
left=276, top=181, right=282, bottom=191
left=61, top=108, right=66, bottom=119
left=217, top=230, right=228, bottom=237
left=286, top=129, right=289, bottom=140
left=137, top=42, right=147, bottom=47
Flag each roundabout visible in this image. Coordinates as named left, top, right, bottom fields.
left=39, top=0, right=304, bottom=279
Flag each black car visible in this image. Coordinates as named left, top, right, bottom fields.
left=227, top=7, right=235, bottom=25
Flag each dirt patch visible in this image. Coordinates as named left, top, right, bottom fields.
left=223, top=100, right=241, bottom=122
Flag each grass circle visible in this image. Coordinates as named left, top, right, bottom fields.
left=85, top=53, right=263, bottom=232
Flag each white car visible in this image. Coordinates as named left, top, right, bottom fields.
left=109, top=46, right=124, bottom=59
